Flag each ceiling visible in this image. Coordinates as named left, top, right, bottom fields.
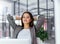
left=0, top=0, right=54, bottom=16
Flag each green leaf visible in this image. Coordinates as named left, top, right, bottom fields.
left=36, top=27, right=48, bottom=41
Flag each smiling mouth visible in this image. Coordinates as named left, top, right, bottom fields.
left=24, top=20, right=27, bottom=21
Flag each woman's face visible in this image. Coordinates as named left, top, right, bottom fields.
left=22, top=13, right=32, bottom=24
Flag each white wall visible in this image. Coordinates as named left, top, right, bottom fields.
left=54, top=0, right=60, bottom=44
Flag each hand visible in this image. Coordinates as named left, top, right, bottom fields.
left=33, top=16, right=38, bottom=21
left=15, top=15, right=21, bottom=20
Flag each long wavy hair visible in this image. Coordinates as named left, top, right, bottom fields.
left=21, top=11, right=34, bottom=27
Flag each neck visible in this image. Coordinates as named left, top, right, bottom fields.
left=24, top=24, right=30, bottom=29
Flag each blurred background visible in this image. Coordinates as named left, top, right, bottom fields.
left=0, top=0, right=55, bottom=44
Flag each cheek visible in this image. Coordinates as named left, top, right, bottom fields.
left=27, top=19, right=31, bottom=23
left=22, top=18, right=31, bottom=23
left=22, top=18, right=25, bottom=22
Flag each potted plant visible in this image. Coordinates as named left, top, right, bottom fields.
left=36, top=27, right=48, bottom=42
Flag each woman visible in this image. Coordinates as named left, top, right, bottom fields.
left=7, top=11, right=45, bottom=44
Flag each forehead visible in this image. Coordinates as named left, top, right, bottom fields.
left=23, top=13, right=30, bottom=16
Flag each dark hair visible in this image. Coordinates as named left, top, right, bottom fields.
left=21, top=11, right=34, bottom=27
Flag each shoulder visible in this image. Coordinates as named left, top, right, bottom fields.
left=30, top=25, right=36, bottom=30
left=16, top=25, right=23, bottom=29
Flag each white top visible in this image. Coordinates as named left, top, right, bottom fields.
left=17, top=29, right=32, bottom=44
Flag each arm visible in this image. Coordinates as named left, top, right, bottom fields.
left=35, top=15, right=45, bottom=32
left=15, top=15, right=45, bottom=31
left=7, top=15, right=17, bottom=30
left=15, top=15, right=37, bottom=20
left=15, top=16, right=21, bottom=20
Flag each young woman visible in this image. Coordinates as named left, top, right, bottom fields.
left=7, top=11, right=45, bottom=44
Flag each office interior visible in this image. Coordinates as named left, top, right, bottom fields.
left=0, top=0, right=60, bottom=44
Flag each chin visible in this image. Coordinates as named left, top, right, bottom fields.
left=23, top=22, right=29, bottom=24
left=23, top=22, right=28, bottom=23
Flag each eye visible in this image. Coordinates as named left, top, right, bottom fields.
left=23, top=16, right=25, bottom=18
left=27, top=16, right=30, bottom=18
